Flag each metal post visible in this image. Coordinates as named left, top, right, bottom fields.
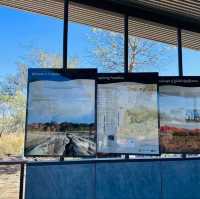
left=124, top=15, right=129, bottom=74
left=63, top=0, right=69, bottom=70
left=182, top=154, right=187, bottom=159
left=177, top=28, right=183, bottom=76
left=124, top=15, right=129, bottom=159
left=19, top=163, right=25, bottom=199
left=60, top=156, right=65, bottom=161
left=178, top=28, right=186, bottom=159
left=125, top=154, right=129, bottom=159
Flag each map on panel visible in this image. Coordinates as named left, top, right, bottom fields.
left=97, top=77, right=159, bottom=155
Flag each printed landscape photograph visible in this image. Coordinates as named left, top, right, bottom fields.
left=25, top=70, right=96, bottom=156
left=97, top=82, right=159, bottom=155
left=160, top=85, right=200, bottom=153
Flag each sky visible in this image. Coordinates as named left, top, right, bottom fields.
left=28, top=79, right=95, bottom=124
left=0, top=5, right=200, bottom=78
left=0, top=6, right=63, bottom=76
left=160, top=85, right=200, bottom=128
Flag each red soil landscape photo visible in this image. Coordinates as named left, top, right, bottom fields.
left=159, top=84, right=200, bottom=153
left=160, top=125, right=200, bottom=153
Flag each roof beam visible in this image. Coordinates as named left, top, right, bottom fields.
left=70, top=0, right=200, bottom=33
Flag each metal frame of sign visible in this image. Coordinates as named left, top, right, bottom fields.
left=24, top=68, right=97, bottom=158
left=96, top=72, right=160, bottom=156
left=25, top=156, right=200, bottom=167
left=159, top=76, right=200, bottom=154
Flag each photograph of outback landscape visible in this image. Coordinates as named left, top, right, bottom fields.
left=97, top=81, right=159, bottom=155
left=159, top=80, right=200, bottom=153
left=25, top=69, right=96, bottom=156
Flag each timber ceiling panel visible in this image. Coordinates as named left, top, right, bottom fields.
left=0, top=0, right=64, bottom=19
left=130, top=0, right=200, bottom=21
left=0, top=0, right=200, bottom=50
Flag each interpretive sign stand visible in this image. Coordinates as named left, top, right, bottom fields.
left=97, top=73, right=159, bottom=156
left=159, top=76, right=200, bottom=154
left=25, top=68, right=97, bottom=158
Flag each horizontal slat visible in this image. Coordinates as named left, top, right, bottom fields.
left=0, top=0, right=200, bottom=50
left=0, top=0, right=64, bottom=18
left=69, top=3, right=124, bottom=33
left=129, top=18, right=200, bottom=50
left=135, top=0, right=200, bottom=19
left=182, top=30, right=200, bottom=50
left=129, top=18, right=177, bottom=45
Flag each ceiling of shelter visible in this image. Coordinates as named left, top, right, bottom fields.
left=113, top=0, right=200, bottom=21
left=0, top=0, right=200, bottom=51
left=139, top=0, right=200, bottom=21
left=0, top=0, right=64, bottom=19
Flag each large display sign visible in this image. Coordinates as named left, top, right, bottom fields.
left=159, top=77, right=200, bottom=153
left=25, top=68, right=96, bottom=157
left=97, top=73, right=159, bottom=155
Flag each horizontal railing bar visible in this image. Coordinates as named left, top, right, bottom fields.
left=0, top=160, right=26, bottom=165
left=0, top=156, right=199, bottom=166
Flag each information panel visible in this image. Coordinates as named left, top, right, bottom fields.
left=25, top=68, right=96, bottom=157
left=159, top=77, right=200, bottom=153
left=97, top=73, right=159, bottom=155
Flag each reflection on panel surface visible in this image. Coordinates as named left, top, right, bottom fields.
left=25, top=69, right=96, bottom=157
left=0, top=164, right=20, bottom=199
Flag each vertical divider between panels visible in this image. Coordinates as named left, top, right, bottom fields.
left=177, top=28, right=183, bottom=76
left=124, top=15, right=129, bottom=74
left=178, top=28, right=187, bottom=158
left=63, top=0, right=69, bottom=70
left=61, top=0, right=69, bottom=161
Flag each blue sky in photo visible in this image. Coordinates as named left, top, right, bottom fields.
left=159, top=92, right=200, bottom=129
left=0, top=5, right=200, bottom=78
left=28, top=79, right=95, bottom=124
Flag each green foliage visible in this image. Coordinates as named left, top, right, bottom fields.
left=0, top=90, right=26, bottom=136
left=0, top=49, right=73, bottom=156
left=0, top=133, right=24, bottom=156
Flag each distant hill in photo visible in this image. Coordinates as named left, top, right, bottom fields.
left=160, top=125, right=200, bottom=135
left=27, top=122, right=95, bottom=132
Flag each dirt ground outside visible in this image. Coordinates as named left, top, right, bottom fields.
left=0, top=164, right=21, bottom=199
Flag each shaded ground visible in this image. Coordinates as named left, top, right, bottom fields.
left=0, top=164, right=20, bottom=199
